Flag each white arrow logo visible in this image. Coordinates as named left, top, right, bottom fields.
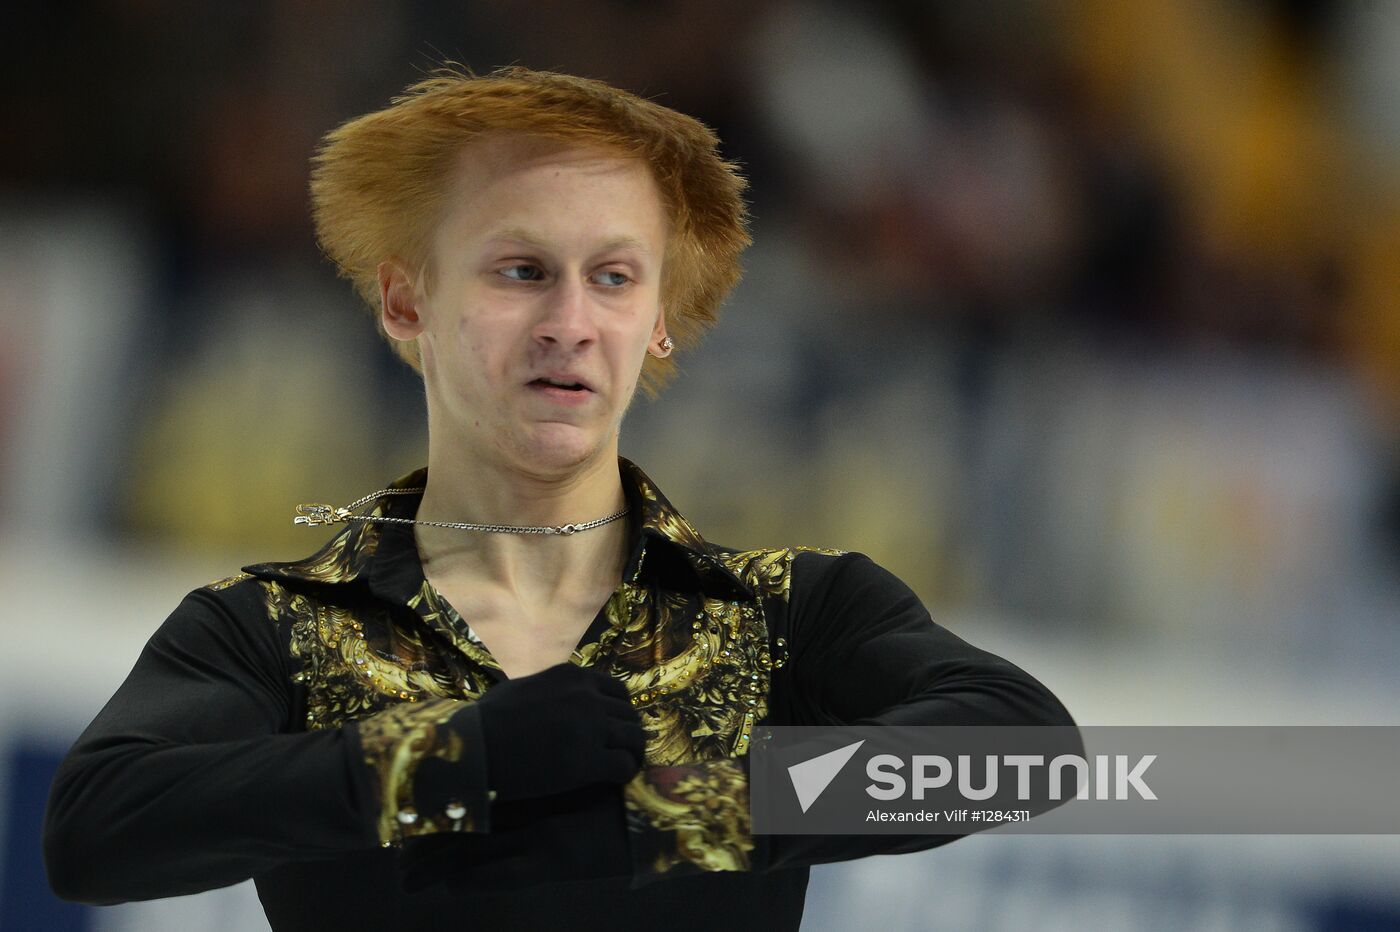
left=787, top=739, right=866, bottom=813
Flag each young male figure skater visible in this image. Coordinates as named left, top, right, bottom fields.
left=44, top=66, right=1076, bottom=931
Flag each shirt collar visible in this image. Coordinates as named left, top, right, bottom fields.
left=241, top=456, right=753, bottom=602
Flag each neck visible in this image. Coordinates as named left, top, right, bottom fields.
left=412, top=443, right=630, bottom=604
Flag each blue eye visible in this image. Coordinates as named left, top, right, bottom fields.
left=501, top=264, right=544, bottom=282
left=594, top=270, right=630, bottom=287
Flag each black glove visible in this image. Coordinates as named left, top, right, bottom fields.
left=397, top=783, right=632, bottom=895
left=474, top=661, right=646, bottom=802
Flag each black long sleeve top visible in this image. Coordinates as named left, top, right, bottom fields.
left=43, top=457, right=1076, bottom=931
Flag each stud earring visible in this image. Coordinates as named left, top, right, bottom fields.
left=651, top=336, right=674, bottom=359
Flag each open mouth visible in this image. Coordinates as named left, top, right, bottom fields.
left=530, top=377, right=589, bottom=392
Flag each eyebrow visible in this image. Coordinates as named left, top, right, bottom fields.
left=482, top=227, right=652, bottom=257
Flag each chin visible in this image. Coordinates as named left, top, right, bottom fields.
left=510, top=424, right=611, bottom=475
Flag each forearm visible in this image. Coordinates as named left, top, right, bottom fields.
left=44, top=728, right=377, bottom=905
left=42, top=584, right=438, bottom=905
left=627, top=551, right=1078, bottom=884
left=841, top=644, right=1076, bottom=729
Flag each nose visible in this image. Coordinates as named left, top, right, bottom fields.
left=532, top=273, right=598, bottom=351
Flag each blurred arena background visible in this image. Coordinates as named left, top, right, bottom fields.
left=2, top=1, right=1398, bottom=929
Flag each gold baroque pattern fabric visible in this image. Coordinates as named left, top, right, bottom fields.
left=620, top=544, right=843, bottom=879
left=627, top=759, right=753, bottom=877
left=353, top=697, right=475, bottom=843
left=405, top=579, right=499, bottom=678
left=239, top=458, right=847, bottom=876
left=265, top=582, right=466, bottom=728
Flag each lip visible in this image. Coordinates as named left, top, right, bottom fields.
left=530, top=372, right=593, bottom=392
left=526, top=373, right=595, bottom=406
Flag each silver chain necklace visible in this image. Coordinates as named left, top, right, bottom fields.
left=293, top=487, right=629, bottom=536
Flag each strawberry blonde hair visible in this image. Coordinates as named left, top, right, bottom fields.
left=308, top=64, right=751, bottom=395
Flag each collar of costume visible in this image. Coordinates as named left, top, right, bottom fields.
left=241, top=457, right=754, bottom=603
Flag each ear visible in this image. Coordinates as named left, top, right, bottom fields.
left=378, top=259, right=425, bottom=340
left=648, top=306, right=669, bottom=354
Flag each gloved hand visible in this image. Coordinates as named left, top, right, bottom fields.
left=397, top=783, right=632, bottom=895
left=474, top=661, right=646, bottom=802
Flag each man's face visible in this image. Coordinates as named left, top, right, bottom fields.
left=412, top=136, right=669, bottom=476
